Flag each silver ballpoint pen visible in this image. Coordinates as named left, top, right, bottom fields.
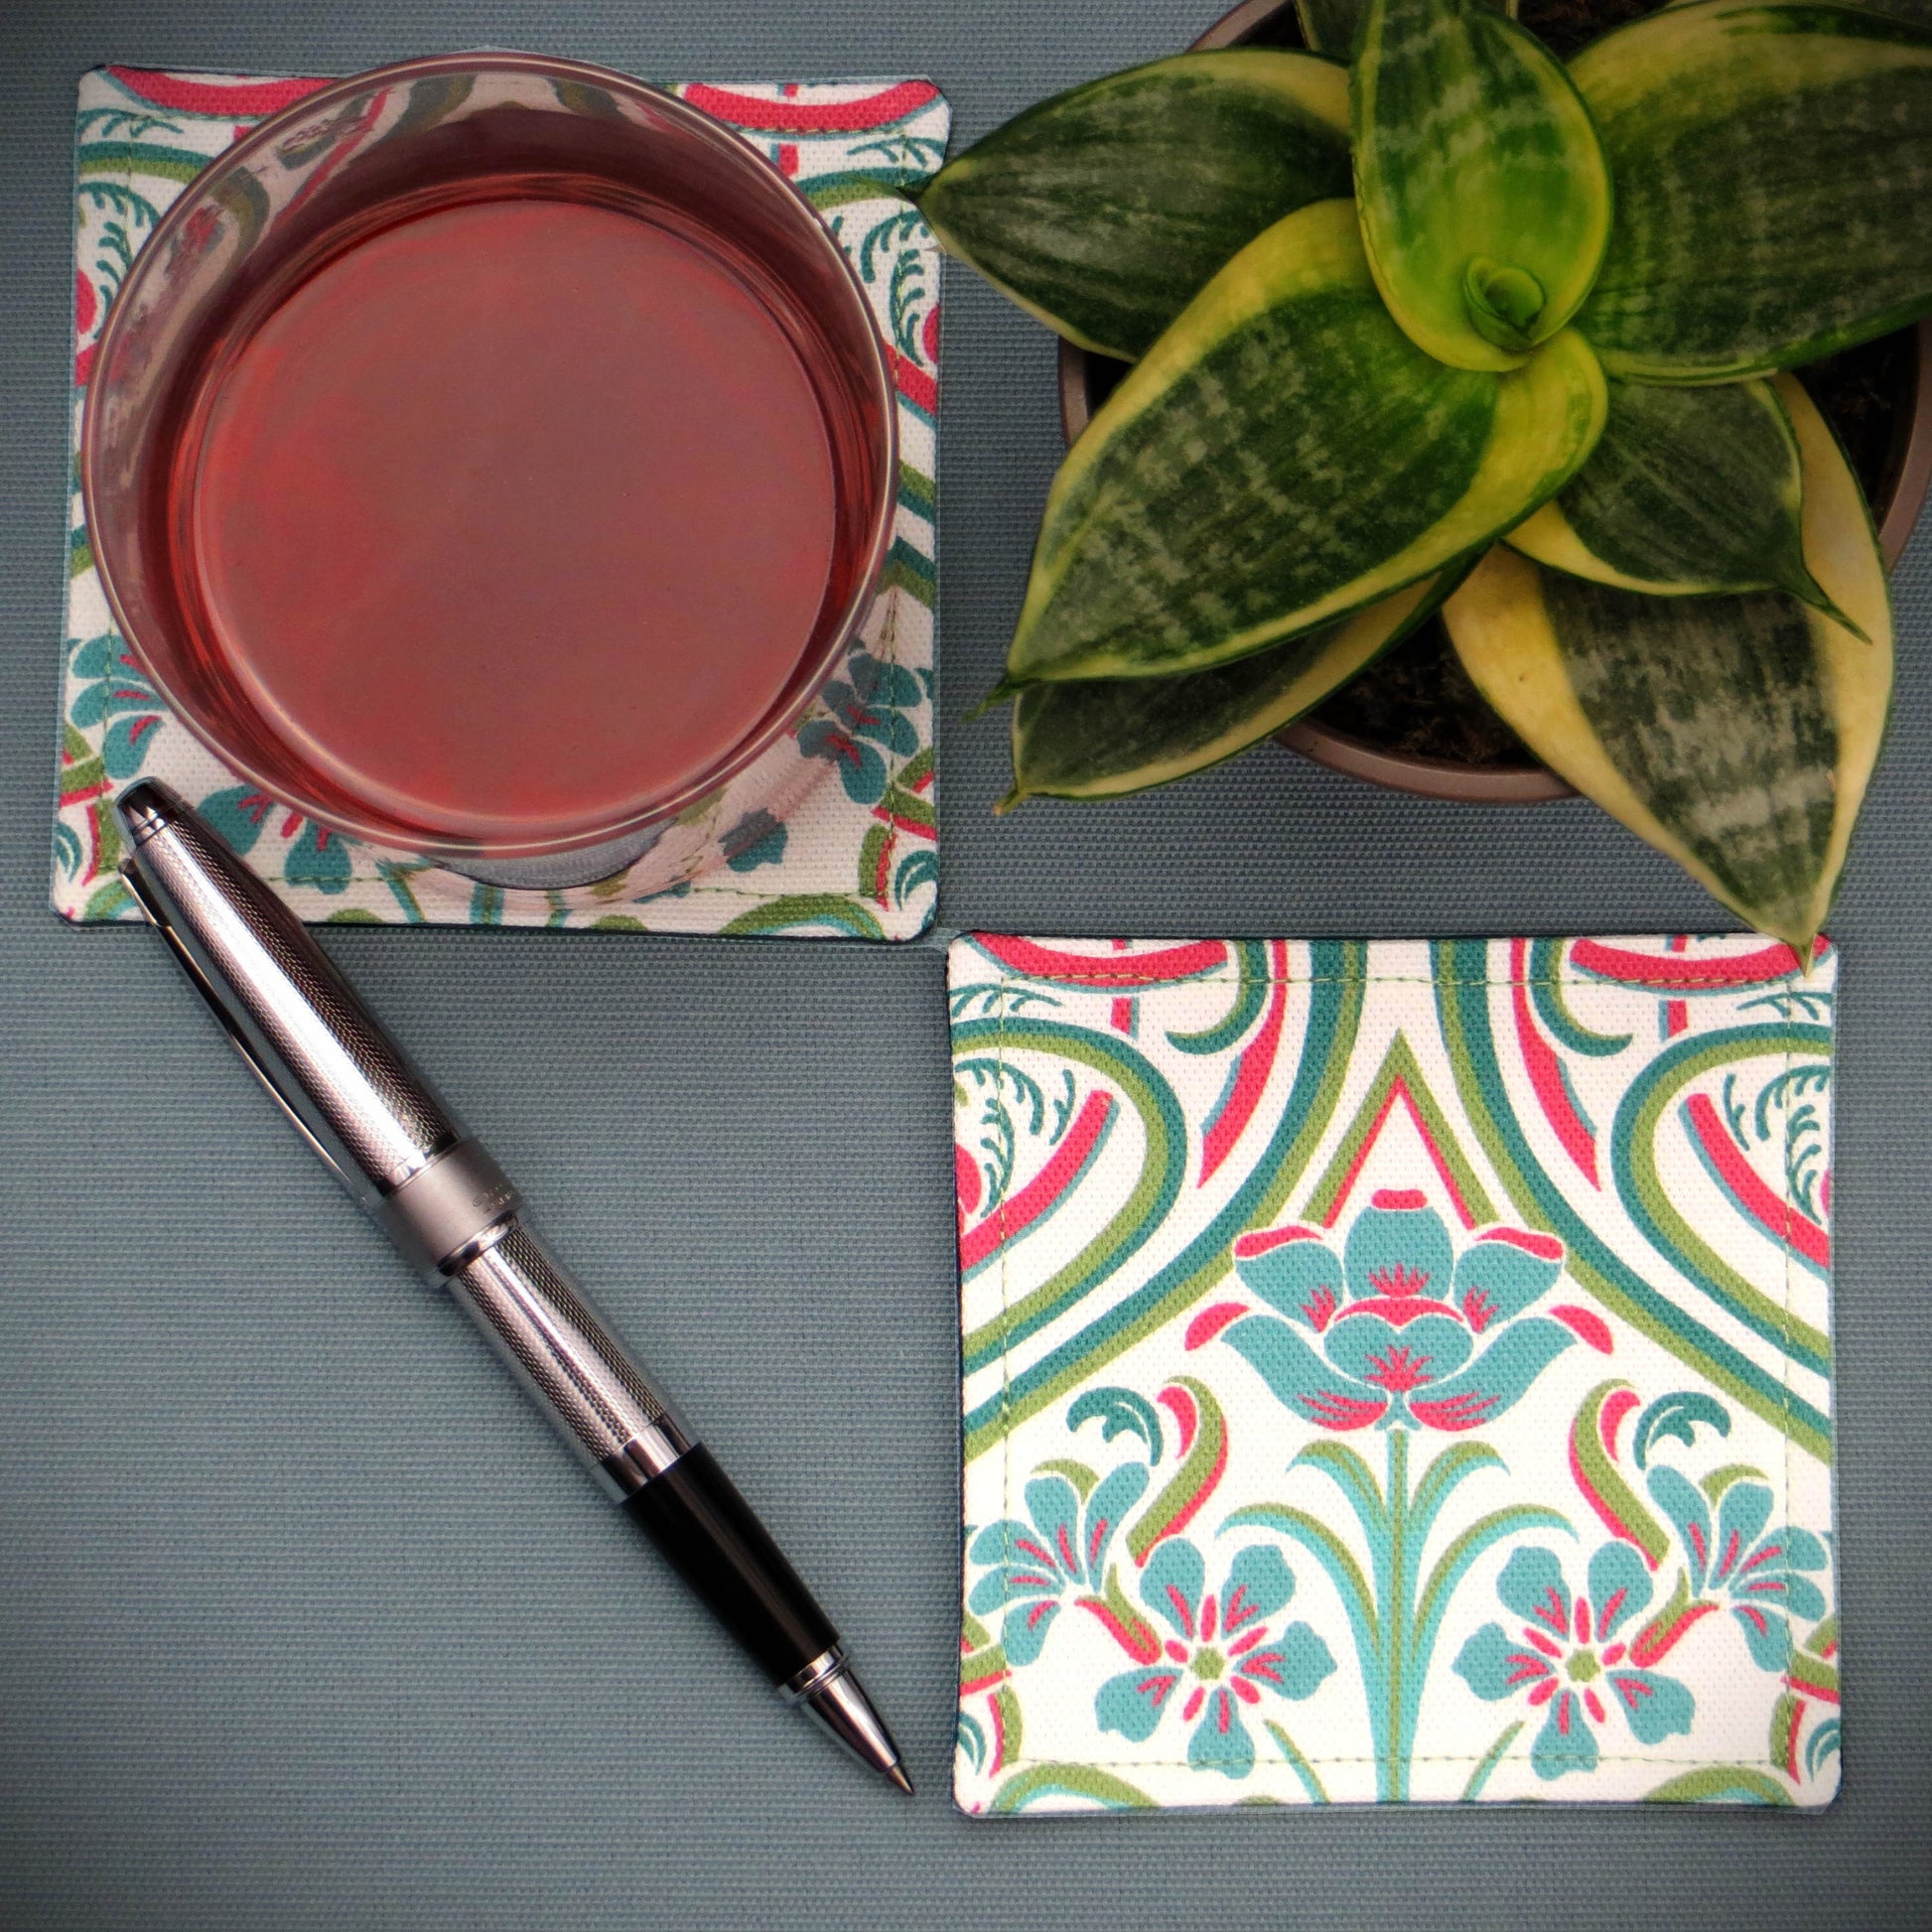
left=114, top=778, right=911, bottom=1795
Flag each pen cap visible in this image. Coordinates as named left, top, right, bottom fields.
left=116, top=778, right=465, bottom=1206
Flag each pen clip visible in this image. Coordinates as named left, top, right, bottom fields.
left=120, top=856, right=358, bottom=1191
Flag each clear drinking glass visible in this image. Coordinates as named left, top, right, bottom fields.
left=82, top=53, right=897, bottom=887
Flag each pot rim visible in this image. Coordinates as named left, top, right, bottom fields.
left=1052, top=0, right=1932, bottom=805
left=80, top=50, right=899, bottom=862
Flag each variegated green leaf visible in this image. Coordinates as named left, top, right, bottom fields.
left=1297, top=0, right=1372, bottom=54
left=1004, top=199, right=1607, bottom=687
left=917, top=51, right=1350, bottom=360
left=1507, top=376, right=1858, bottom=628
left=1299, top=0, right=1518, bottom=46
left=1836, top=0, right=1932, bottom=22
left=1572, top=0, right=1932, bottom=380
left=1353, top=0, right=1611, bottom=370
left=1001, top=572, right=1456, bottom=805
left=1447, top=376, right=1891, bottom=946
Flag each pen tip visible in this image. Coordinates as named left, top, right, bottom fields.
left=795, top=1656, right=913, bottom=1799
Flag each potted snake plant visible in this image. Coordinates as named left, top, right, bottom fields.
left=920, top=0, right=1932, bottom=947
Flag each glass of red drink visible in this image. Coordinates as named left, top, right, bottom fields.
left=82, top=53, right=898, bottom=887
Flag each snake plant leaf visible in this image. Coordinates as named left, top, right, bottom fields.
left=1298, top=0, right=1518, bottom=58
left=1572, top=0, right=1932, bottom=380
left=1352, top=0, right=1612, bottom=371
left=1446, top=377, right=1890, bottom=948
left=1004, top=199, right=1607, bottom=688
left=1296, top=0, right=1371, bottom=55
left=1506, top=377, right=1861, bottom=631
left=1001, top=572, right=1457, bottom=806
left=916, top=52, right=1351, bottom=360
left=1834, top=0, right=1932, bottom=22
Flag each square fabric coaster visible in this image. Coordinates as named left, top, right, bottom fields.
left=948, top=935, right=1841, bottom=1814
left=57, top=67, right=945, bottom=937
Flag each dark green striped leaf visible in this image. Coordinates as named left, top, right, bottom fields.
left=1836, top=0, right=1932, bottom=22
left=1004, top=199, right=1606, bottom=686
left=1002, top=573, right=1456, bottom=805
left=917, top=51, right=1350, bottom=359
left=1353, top=0, right=1611, bottom=370
left=1296, top=0, right=1371, bottom=55
left=1447, top=377, right=1891, bottom=946
left=1573, top=0, right=1932, bottom=380
left=1298, top=0, right=1517, bottom=49
left=1506, top=376, right=1858, bottom=627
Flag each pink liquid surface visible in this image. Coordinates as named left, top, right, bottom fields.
left=192, top=197, right=837, bottom=842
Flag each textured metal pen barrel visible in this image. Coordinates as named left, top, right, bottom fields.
left=115, top=781, right=698, bottom=1490
left=115, top=780, right=510, bottom=1265
left=443, top=1221, right=696, bottom=1494
left=113, top=779, right=910, bottom=1792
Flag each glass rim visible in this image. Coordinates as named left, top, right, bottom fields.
left=80, top=50, right=901, bottom=863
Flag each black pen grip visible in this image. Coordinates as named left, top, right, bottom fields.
left=623, top=1446, right=840, bottom=1684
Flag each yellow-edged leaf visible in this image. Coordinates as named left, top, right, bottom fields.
left=1005, top=199, right=1606, bottom=687
left=1447, top=375, right=1891, bottom=946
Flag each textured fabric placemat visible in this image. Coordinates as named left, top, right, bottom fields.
left=948, top=933, right=1840, bottom=1813
left=57, top=65, right=945, bottom=936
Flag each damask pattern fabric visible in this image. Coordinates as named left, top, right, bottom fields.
left=949, top=935, right=1841, bottom=1813
left=57, top=66, right=945, bottom=938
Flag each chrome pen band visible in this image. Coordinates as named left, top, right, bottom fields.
left=785, top=1649, right=906, bottom=1776
left=380, top=1138, right=521, bottom=1275
left=780, top=1646, right=850, bottom=1705
left=443, top=1220, right=694, bottom=1499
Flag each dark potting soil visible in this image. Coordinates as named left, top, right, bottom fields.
left=1072, top=0, right=1920, bottom=771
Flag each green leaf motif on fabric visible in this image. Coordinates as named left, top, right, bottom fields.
left=715, top=895, right=888, bottom=940
left=1067, top=1386, right=1166, bottom=1461
left=1642, top=1765, right=1794, bottom=1805
left=1124, top=1377, right=1226, bottom=1562
left=989, top=1763, right=1159, bottom=1812
left=1632, top=1390, right=1732, bottom=1469
left=1568, top=1380, right=1673, bottom=1567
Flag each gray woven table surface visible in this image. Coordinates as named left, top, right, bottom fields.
left=2, top=2, right=1927, bottom=1925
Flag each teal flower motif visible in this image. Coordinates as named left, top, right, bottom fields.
left=198, top=785, right=352, bottom=895
left=1455, top=1544, right=1696, bottom=1781
left=967, top=1461, right=1148, bottom=1666
left=69, top=631, right=166, bottom=777
left=798, top=649, right=923, bottom=803
left=1647, top=1468, right=1830, bottom=1671
left=1200, top=1189, right=1597, bottom=1432
left=1093, top=1538, right=1335, bottom=1779
left=722, top=808, right=786, bottom=872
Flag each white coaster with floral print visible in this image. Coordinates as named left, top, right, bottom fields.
left=949, top=934, right=1841, bottom=1814
left=58, top=66, right=944, bottom=937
